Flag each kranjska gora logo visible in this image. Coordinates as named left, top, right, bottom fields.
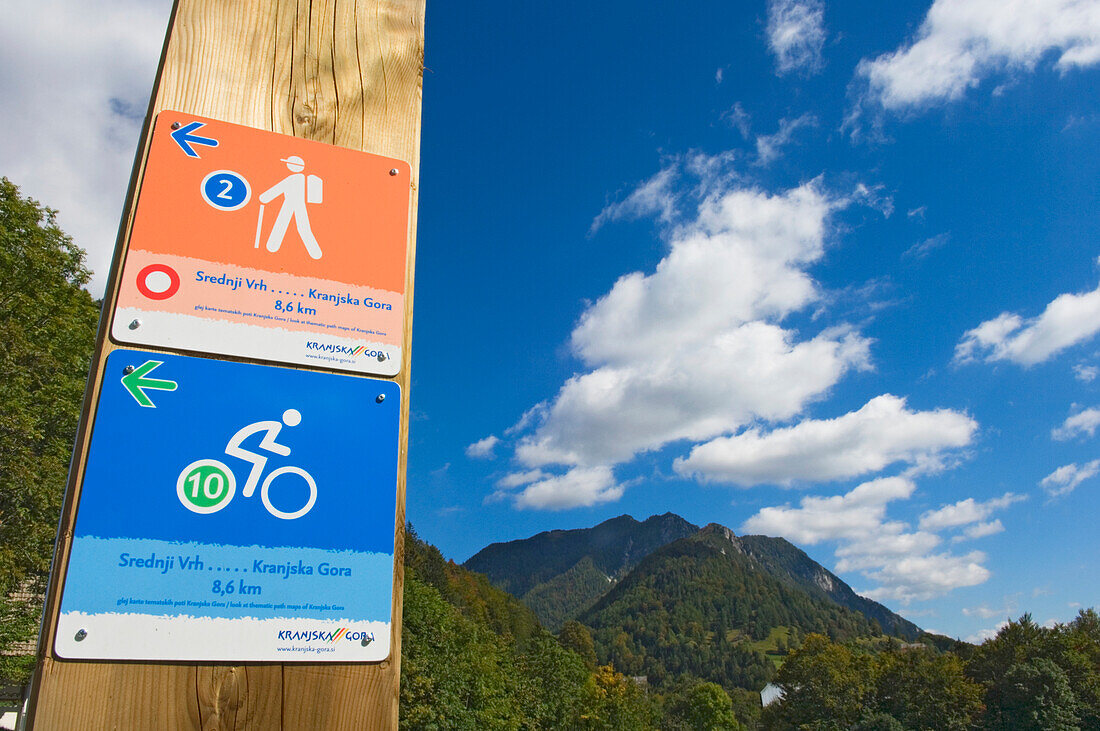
left=277, top=627, right=375, bottom=646
left=304, top=341, right=386, bottom=359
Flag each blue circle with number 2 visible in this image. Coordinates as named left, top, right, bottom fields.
left=201, top=170, right=251, bottom=211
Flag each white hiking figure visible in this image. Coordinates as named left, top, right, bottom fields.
left=223, top=408, right=317, bottom=519
left=255, top=156, right=324, bottom=259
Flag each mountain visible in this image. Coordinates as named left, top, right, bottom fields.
left=707, top=524, right=922, bottom=640
left=577, top=525, right=890, bottom=691
left=465, top=513, right=921, bottom=641
left=464, top=512, right=698, bottom=630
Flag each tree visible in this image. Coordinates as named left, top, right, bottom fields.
left=985, top=657, right=1081, bottom=730
left=582, top=664, right=659, bottom=729
left=761, top=633, right=869, bottom=729
left=662, top=680, right=744, bottom=730
left=560, top=619, right=598, bottom=669
left=867, top=648, right=982, bottom=730
left=0, top=178, right=99, bottom=684
left=399, top=575, right=524, bottom=729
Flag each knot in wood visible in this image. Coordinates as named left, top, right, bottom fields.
left=294, top=105, right=316, bottom=127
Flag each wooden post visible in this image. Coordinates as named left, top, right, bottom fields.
left=25, top=0, right=424, bottom=728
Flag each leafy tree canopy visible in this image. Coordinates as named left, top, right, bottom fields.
left=0, top=178, right=99, bottom=684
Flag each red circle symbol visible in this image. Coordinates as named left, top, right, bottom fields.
left=136, top=264, right=181, bottom=300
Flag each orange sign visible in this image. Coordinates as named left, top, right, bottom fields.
left=111, top=112, right=411, bottom=375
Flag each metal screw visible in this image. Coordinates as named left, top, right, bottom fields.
left=74, top=629, right=87, bottom=642
left=362, top=634, right=374, bottom=647
left=389, top=168, right=399, bottom=176
left=123, top=365, right=135, bottom=375
left=376, top=394, right=385, bottom=404
left=171, top=121, right=181, bottom=130
left=129, top=319, right=141, bottom=330
left=377, top=352, right=387, bottom=362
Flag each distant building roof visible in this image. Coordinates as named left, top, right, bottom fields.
left=760, top=682, right=785, bottom=707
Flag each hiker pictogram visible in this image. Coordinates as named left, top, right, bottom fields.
left=256, top=156, right=324, bottom=259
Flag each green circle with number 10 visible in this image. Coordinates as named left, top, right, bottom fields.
left=176, top=459, right=237, bottom=514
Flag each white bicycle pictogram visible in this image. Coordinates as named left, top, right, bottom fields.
left=176, top=409, right=317, bottom=520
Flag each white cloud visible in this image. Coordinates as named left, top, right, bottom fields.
left=754, top=114, right=817, bottom=165
left=967, top=621, right=1009, bottom=644
left=957, top=520, right=1005, bottom=540
left=963, top=602, right=1015, bottom=619
left=742, top=477, right=1000, bottom=603
left=465, top=435, right=500, bottom=459
left=1074, top=364, right=1099, bottom=382
left=856, top=0, right=1100, bottom=112
left=494, top=469, right=549, bottom=489
left=835, top=527, right=942, bottom=572
left=903, top=233, right=950, bottom=260
left=918, top=492, right=1026, bottom=530
left=742, top=476, right=918, bottom=544
left=767, top=0, right=826, bottom=76
left=862, top=551, right=990, bottom=604
left=955, top=281, right=1100, bottom=366
left=675, top=395, right=977, bottom=486
left=510, top=466, right=623, bottom=511
left=590, top=168, right=678, bottom=234
left=0, top=0, right=173, bottom=296
left=851, top=183, right=895, bottom=218
left=1041, top=459, right=1100, bottom=497
left=1052, top=406, right=1100, bottom=440
left=722, top=102, right=752, bottom=138
left=505, top=164, right=974, bottom=510
left=514, top=179, right=873, bottom=482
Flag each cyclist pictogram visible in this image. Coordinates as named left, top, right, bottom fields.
left=177, top=408, right=318, bottom=520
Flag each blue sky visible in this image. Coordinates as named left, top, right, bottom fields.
left=3, top=0, right=1099, bottom=640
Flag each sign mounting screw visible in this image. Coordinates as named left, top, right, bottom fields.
left=170, top=121, right=181, bottom=130
left=375, top=394, right=385, bottom=403
left=74, top=629, right=87, bottom=642
left=123, top=365, right=135, bottom=375
left=129, top=319, right=142, bottom=330
left=389, top=168, right=398, bottom=176
left=377, top=352, right=387, bottom=362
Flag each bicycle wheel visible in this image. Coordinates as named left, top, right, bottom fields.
left=260, top=466, right=317, bottom=520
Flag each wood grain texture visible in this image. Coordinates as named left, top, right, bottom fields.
left=26, top=0, right=424, bottom=728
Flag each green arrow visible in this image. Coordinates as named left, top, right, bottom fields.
left=121, top=360, right=178, bottom=408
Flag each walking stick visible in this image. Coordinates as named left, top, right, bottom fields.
left=254, top=203, right=265, bottom=248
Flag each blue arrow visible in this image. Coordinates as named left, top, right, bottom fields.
left=170, top=121, right=219, bottom=158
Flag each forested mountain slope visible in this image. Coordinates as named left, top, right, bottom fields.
left=464, top=513, right=698, bottom=630
left=705, top=524, right=922, bottom=640
left=578, top=526, right=886, bottom=691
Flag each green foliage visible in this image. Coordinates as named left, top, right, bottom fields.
left=761, top=612, right=1100, bottom=731
left=405, top=524, right=542, bottom=644
left=762, top=634, right=870, bottom=730
left=400, top=575, right=524, bottom=729
left=969, top=611, right=1100, bottom=730
left=581, top=533, right=881, bottom=692
left=560, top=619, right=598, bottom=669
left=661, top=679, right=744, bottom=730
left=732, top=531, right=920, bottom=641
left=402, top=527, right=657, bottom=729
left=582, top=664, right=659, bottom=730
left=523, top=556, right=613, bottom=631
left=851, top=711, right=905, bottom=731
left=865, top=646, right=982, bottom=730
left=0, top=178, right=99, bottom=683
left=985, top=657, right=1081, bottom=730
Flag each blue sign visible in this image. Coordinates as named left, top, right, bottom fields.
left=55, top=349, right=400, bottom=662
left=200, top=170, right=251, bottom=211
